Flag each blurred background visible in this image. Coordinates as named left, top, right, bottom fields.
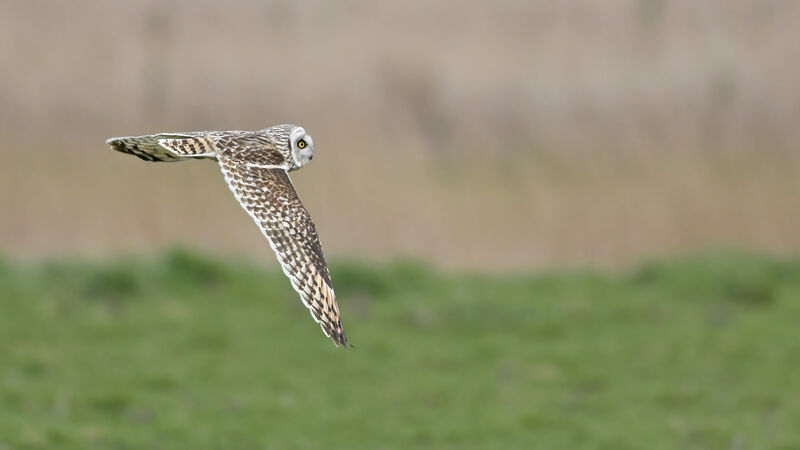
left=1, top=1, right=800, bottom=448
left=1, top=0, right=798, bottom=269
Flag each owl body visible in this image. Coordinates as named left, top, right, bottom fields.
left=107, top=125, right=346, bottom=347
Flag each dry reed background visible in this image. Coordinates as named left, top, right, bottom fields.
left=0, top=0, right=798, bottom=269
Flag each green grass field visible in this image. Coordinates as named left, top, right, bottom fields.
left=1, top=250, right=799, bottom=449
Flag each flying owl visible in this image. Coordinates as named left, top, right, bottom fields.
left=106, top=124, right=347, bottom=347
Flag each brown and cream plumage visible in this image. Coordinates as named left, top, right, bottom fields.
left=107, top=124, right=348, bottom=347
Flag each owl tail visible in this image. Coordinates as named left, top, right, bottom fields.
left=107, top=134, right=216, bottom=162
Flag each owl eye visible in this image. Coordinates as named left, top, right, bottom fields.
left=297, top=140, right=306, bottom=149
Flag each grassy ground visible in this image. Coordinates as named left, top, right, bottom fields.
left=0, top=250, right=799, bottom=449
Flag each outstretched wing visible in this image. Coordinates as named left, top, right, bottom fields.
left=217, top=154, right=347, bottom=347
left=107, top=133, right=217, bottom=162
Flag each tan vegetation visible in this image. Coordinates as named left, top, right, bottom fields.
left=0, top=0, right=798, bottom=269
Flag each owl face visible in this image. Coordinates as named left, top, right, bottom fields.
left=288, top=126, right=314, bottom=169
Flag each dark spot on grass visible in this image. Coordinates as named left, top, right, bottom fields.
left=187, top=331, right=231, bottom=351
left=81, top=267, right=141, bottom=302
left=160, top=247, right=229, bottom=288
left=333, top=259, right=432, bottom=298
left=140, top=374, right=179, bottom=391
left=90, top=392, right=131, bottom=413
left=20, top=359, right=48, bottom=377
left=722, top=277, right=775, bottom=306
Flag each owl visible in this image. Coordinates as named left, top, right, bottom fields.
left=107, top=124, right=347, bottom=347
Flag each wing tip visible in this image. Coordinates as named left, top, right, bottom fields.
left=334, top=333, right=349, bottom=349
left=106, top=136, right=135, bottom=155
left=106, top=137, right=122, bottom=150
left=323, top=322, right=349, bottom=349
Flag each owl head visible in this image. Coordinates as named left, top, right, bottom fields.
left=263, top=124, right=315, bottom=171
left=289, top=126, right=314, bottom=169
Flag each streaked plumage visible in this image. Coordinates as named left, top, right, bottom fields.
left=107, top=124, right=347, bottom=347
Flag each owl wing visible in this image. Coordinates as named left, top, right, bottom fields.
left=217, top=154, right=348, bottom=347
left=107, top=133, right=217, bottom=161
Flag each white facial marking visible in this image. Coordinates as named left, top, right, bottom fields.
left=289, top=126, right=314, bottom=169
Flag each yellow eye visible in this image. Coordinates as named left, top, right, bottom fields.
left=297, top=140, right=306, bottom=149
